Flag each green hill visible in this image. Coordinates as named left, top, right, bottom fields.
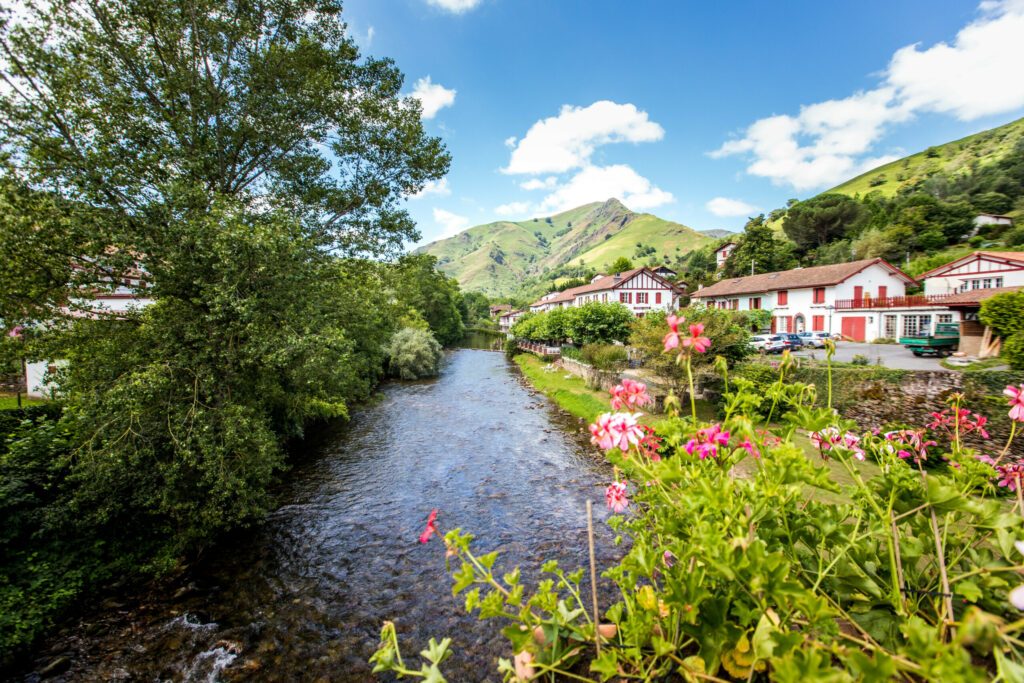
left=827, top=116, right=1024, bottom=198
left=417, top=199, right=712, bottom=296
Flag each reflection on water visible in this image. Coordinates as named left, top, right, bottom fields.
left=31, top=350, right=619, bottom=682
left=459, top=329, right=505, bottom=351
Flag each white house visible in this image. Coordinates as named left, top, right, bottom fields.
left=690, top=258, right=942, bottom=341
left=498, top=309, right=524, bottom=333
left=919, top=251, right=1024, bottom=296
left=529, top=267, right=678, bottom=317
left=715, top=242, right=737, bottom=270
left=973, top=214, right=1014, bottom=229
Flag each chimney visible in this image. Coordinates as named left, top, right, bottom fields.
left=697, top=283, right=704, bottom=290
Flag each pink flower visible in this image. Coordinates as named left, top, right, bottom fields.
left=810, top=427, right=840, bottom=451
left=611, top=379, right=654, bottom=411
left=738, top=438, right=760, bottom=459
left=663, top=315, right=683, bottom=352
left=928, top=408, right=991, bottom=440
left=996, top=463, right=1024, bottom=491
left=1010, top=585, right=1024, bottom=611
left=680, top=323, right=711, bottom=354
left=590, top=412, right=645, bottom=453
left=1006, top=385, right=1024, bottom=423
left=7, top=325, right=23, bottom=339
left=662, top=550, right=675, bottom=568
left=885, top=429, right=935, bottom=464
left=685, top=424, right=730, bottom=459
left=606, top=481, right=629, bottom=513
left=418, top=509, right=438, bottom=544
left=637, top=424, right=663, bottom=461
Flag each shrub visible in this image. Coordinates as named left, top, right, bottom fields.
left=580, top=343, right=627, bottom=371
left=870, top=337, right=897, bottom=344
left=1004, top=226, right=1024, bottom=247
left=1002, top=332, right=1024, bottom=372
left=386, top=328, right=444, bottom=380
left=851, top=353, right=870, bottom=365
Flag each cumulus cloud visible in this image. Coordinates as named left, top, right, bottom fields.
left=433, top=208, right=470, bottom=238
left=520, top=176, right=558, bottom=191
left=410, top=76, right=456, bottom=119
left=411, top=178, right=451, bottom=199
left=504, top=101, right=664, bottom=175
left=712, top=0, right=1024, bottom=190
left=425, top=0, right=483, bottom=12
left=706, top=197, right=762, bottom=217
left=494, top=201, right=531, bottom=217
left=538, top=165, right=673, bottom=213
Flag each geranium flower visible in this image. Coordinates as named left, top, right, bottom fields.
left=996, top=463, right=1024, bottom=491
left=681, top=323, right=711, bottom=354
left=885, top=429, right=936, bottom=464
left=611, top=379, right=654, bottom=411
left=590, top=412, right=646, bottom=453
left=738, top=438, right=760, bottom=459
left=1006, top=385, right=1024, bottom=423
left=418, top=509, right=438, bottom=544
left=606, top=481, right=629, bottom=513
left=928, top=408, right=991, bottom=439
left=589, top=413, right=617, bottom=451
left=637, top=424, right=663, bottom=461
left=663, top=315, right=683, bottom=352
left=685, top=424, right=730, bottom=459
left=1011, top=585, right=1024, bottom=611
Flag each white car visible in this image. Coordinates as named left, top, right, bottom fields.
left=750, top=334, right=786, bottom=354
left=797, top=331, right=831, bottom=348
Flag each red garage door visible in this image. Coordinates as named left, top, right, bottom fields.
left=841, top=316, right=866, bottom=342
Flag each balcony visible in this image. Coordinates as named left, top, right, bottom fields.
left=833, top=294, right=955, bottom=310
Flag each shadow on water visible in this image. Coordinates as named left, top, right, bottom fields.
left=459, top=329, right=505, bottom=351
left=23, top=350, right=621, bottom=682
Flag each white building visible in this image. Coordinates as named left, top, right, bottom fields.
left=715, top=242, right=737, bottom=270
left=529, top=267, right=679, bottom=317
left=690, top=257, right=948, bottom=341
left=919, top=251, right=1024, bottom=296
left=973, top=214, right=1014, bottom=229
left=498, top=309, right=524, bottom=333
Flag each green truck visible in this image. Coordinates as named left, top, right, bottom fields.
left=899, top=322, right=960, bottom=357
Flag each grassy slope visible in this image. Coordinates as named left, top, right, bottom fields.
left=828, top=116, right=1024, bottom=198
left=0, top=393, right=45, bottom=410
left=420, top=200, right=712, bottom=296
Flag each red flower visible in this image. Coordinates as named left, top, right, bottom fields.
left=418, top=509, right=438, bottom=544
left=997, top=463, right=1024, bottom=492
left=605, top=481, right=629, bottom=513
left=681, top=323, right=711, bottom=354
left=610, top=379, right=654, bottom=411
left=663, top=315, right=683, bottom=352
left=1006, top=385, right=1024, bottom=423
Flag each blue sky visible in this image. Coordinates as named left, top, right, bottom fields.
left=342, top=0, right=1024, bottom=245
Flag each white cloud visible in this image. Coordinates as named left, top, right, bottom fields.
left=504, top=136, right=517, bottom=149
left=504, top=101, right=665, bottom=175
left=711, top=0, right=1024, bottom=190
left=706, top=197, right=762, bottom=217
left=433, top=208, right=470, bottom=238
left=520, top=176, right=558, bottom=191
left=538, top=165, right=674, bottom=213
left=364, top=26, right=375, bottom=46
left=494, top=201, right=531, bottom=216
left=410, top=76, right=456, bottom=119
left=425, top=0, right=483, bottom=13
left=411, top=178, right=451, bottom=199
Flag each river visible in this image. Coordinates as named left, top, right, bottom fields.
left=24, top=349, right=619, bottom=682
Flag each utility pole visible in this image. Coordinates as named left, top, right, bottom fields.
left=750, top=259, right=755, bottom=276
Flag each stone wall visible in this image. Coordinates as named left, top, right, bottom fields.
left=0, top=374, right=25, bottom=393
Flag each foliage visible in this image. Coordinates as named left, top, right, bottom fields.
left=393, top=254, right=466, bottom=346
left=630, top=308, right=751, bottom=392
left=457, top=291, right=491, bottom=327
left=512, top=303, right=634, bottom=346
left=580, top=344, right=627, bottom=371
left=378, top=338, right=1024, bottom=682
left=980, top=291, right=1024, bottom=371
left=783, top=193, right=870, bottom=251
left=386, top=328, right=444, bottom=380
left=851, top=353, right=871, bottom=365
left=609, top=256, right=634, bottom=273
left=721, top=215, right=798, bottom=277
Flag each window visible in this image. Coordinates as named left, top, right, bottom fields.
left=602, top=293, right=608, bottom=302
left=997, top=277, right=1004, bottom=287
left=636, top=292, right=648, bottom=304
left=619, top=292, right=632, bottom=304
left=655, top=292, right=662, bottom=304
left=937, top=314, right=953, bottom=324
left=902, top=315, right=933, bottom=338
left=813, top=287, right=826, bottom=304
left=730, top=299, right=739, bottom=310
left=884, top=315, right=897, bottom=339
left=777, top=290, right=788, bottom=305
left=749, top=297, right=762, bottom=310
left=812, top=315, right=825, bottom=331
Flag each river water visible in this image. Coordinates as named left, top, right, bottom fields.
left=26, top=349, right=619, bottom=682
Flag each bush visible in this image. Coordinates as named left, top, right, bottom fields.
left=851, top=353, right=870, bottom=365
left=1004, top=226, right=1024, bottom=247
left=980, top=291, right=1024, bottom=344
left=870, top=337, right=897, bottom=344
left=386, top=328, right=444, bottom=380
left=1002, top=332, right=1024, bottom=372
left=580, top=343, right=627, bottom=371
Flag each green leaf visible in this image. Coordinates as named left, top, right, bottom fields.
left=955, top=580, right=983, bottom=603
left=589, top=650, right=620, bottom=681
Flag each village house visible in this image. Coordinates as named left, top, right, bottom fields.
left=690, top=258, right=936, bottom=341
left=918, top=251, right=1024, bottom=295
left=973, top=213, right=1014, bottom=229
left=714, top=242, right=736, bottom=270
left=498, top=309, right=524, bottom=334
left=529, top=267, right=679, bottom=317
left=489, top=303, right=512, bottom=318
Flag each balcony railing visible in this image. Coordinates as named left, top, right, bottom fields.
left=833, top=294, right=955, bottom=310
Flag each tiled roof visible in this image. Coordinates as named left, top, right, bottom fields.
left=918, top=251, right=1024, bottom=279
left=941, top=285, right=1024, bottom=306
left=691, top=258, right=914, bottom=299
left=529, top=267, right=671, bottom=307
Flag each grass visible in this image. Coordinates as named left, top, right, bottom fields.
left=0, top=392, right=46, bottom=410
left=940, top=356, right=1011, bottom=372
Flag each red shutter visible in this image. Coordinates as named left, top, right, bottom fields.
left=655, top=292, right=662, bottom=304
left=778, top=290, right=788, bottom=305
left=878, top=286, right=887, bottom=300
left=770, top=317, right=777, bottom=333
left=812, top=315, right=825, bottom=331
left=853, top=286, right=863, bottom=303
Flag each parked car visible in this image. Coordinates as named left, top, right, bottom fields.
left=797, top=331, right=830, bottom=348
left=783, top=333, right=805, bottom=349
left=751, top=334, right=786, bottom=354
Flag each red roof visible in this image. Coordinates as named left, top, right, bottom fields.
left=691, top=258, right=915, bottom=299
left=941, top=285, right=1024, bottom=307
left=530, top=267, right=673, bottom=307
left=918, top=251, right=1024, bottom=279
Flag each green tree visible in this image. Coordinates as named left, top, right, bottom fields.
left=393, top=254, right=465, bottom=346
left=783, top=194, right=869, bottom=251
left=721, top=215, right=797, bottom=277
left=609, top=256, right=634, bottom=273
left=564, top=302, right=634, bottom=345
left=387, top=328, right=444, bottom=380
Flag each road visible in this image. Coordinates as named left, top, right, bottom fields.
left=790, top=341, right=948, bottom=370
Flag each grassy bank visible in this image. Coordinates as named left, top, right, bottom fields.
left=0, top=393, right=46, bottom=410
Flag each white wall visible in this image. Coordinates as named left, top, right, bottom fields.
left=923, top=259, right=1024, bottom=295
left=25, top=360, right=64, bottom=398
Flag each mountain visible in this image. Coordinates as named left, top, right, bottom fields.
left=417, top=199, right=712, bottom=296
left=700, top=229, right=736, bottom=239
left=826, top=116, right=1024, bottom=198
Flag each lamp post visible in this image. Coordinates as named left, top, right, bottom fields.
left=825, top=305, right=835, bottom=337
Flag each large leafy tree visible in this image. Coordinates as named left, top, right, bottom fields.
left=782, top=193, right=868, bottom=251
left=0, top=0, right=449, bottom=562
left=721, top=215, right=797, bottom=277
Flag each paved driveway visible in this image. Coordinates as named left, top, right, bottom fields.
left=790, top=341, right=947, bottom=371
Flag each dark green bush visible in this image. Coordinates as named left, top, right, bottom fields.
left=580, top=343, right=627, bottom=371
